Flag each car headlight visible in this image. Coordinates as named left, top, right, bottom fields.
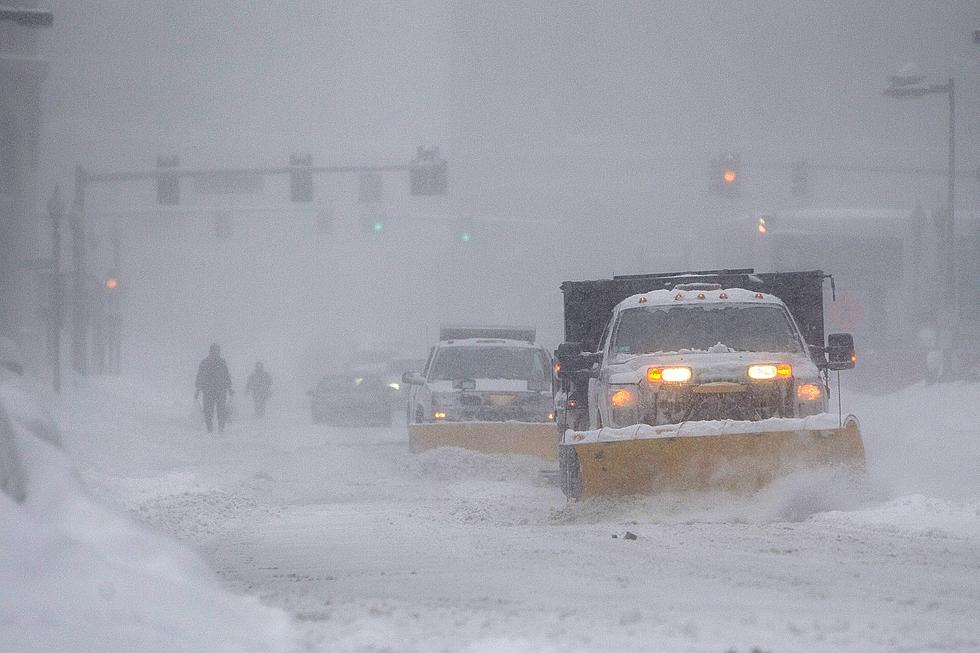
left=747, top=363, right=792, bottom=380
left=647, top=366, right=692, bottom=383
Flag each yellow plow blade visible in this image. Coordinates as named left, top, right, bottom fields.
left=409, top=421, right=558, bottom=461
left=565, top=416, right=864, bottom=497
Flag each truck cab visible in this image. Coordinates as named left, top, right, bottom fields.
left=403, top=326, right=554, bottom=425
left=556, top=270, right=857, bottom=433
left=590, top=285, right=827, bottom=429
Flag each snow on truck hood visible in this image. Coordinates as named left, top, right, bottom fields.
left=606, top=350, right=820, bottom=384
left=427, top=379, right=540, bottom=393
left=564, top=413, right=846, bottom=444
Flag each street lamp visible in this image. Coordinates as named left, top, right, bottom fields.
left=884, top=67, right=956, bottom=305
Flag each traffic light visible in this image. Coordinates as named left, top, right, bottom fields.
left=791, top=159, right=809, bottom=197
left=104, top=275, right=119, bottom=291
left=360, top=212, right=385, bottom=234
left=156, top=155, right=180, bottom=205
left=410, top=146, right=448, bottom=196
left=359, top=173, right=383, bottom=203
left=456, top=217, right=474, bottom=243
left=290, top=154, right=313, bottom=202
left=711, top=153, right=739, bottom=197
left=756, top=215, right=769, bottom=234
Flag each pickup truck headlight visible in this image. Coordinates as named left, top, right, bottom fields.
left=607, top=386, right=639, bottom=428
left=609, top=388, right=636, bottom=407
left=647, top=366, right=692, bottom=383
left=747, top=363, right=792, bottom=380
left=796, top=383, right=823, bottom=401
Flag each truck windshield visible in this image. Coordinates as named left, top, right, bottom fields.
left=429, top=347, right=550, bottom=384
left=611, top=304, right=804, bottom=355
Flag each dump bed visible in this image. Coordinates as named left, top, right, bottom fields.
left=560, top=269, right=827, bottom=362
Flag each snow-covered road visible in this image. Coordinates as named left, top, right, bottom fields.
left=65, top=379, right=980, bottom=652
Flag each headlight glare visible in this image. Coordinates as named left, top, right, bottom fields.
left=747, top=363, right=792, bottom=380
left=647, top=366, right=692, bottom=383
left=609, top=388, right=636, bottom=407
left=796, top=383, right=823, bottom=401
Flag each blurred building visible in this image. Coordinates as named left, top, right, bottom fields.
left=448, top=2, right=980, bottom=269
left=0, top=1, right=49, bottom=368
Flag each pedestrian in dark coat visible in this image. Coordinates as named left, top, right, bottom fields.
left=195, top=343, right=233, bottom=433
left=245, top=361, right=272, bottom=418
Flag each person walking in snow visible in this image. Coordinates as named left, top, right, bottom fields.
left=195, top=343, right=233, bottom=433
left=244, top=361, right=272, bottom=418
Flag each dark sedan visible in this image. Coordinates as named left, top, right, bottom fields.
left=309, top=374, right=392, bottom=427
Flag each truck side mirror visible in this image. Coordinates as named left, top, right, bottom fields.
left=401, top=371, right=425, bottom=386
left=555, top=342, right=601, bottom=377
left=826, top=333, right=856, bottom=370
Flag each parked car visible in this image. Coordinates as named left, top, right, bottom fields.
left=309, top=374, right=392, bottom=427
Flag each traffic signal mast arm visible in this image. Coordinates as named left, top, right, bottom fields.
left=85, top=162, right=415, bottom=185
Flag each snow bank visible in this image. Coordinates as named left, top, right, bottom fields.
left=813, top=494, right=980, bottom=539
left=852, top=380, right=980, bottom=501
left=1, top=388, right=294, bottom=652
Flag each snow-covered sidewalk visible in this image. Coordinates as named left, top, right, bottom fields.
left=1, top=377, right=294, bottom=653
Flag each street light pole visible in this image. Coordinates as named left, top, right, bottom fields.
left=47, top=187, right=63, bottom=392
left=945, top=78, right=955, bottom=307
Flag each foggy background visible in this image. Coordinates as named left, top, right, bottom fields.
left=34, top=1, right=980, bottom=391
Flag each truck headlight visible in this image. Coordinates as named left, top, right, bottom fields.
left=609, top=388, right=636, bottom=407
left=796, top=383, right=823, bottom=401
left=747, top=363, right=792, bottom=380
left=607, top=387, right=639, bottom=428
left=647, top=366, right=692, bottom=383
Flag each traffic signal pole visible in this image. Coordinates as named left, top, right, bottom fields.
left=67, top=149, right=447, bottom=376
left=47, top=188, right=63, bottom=392
left=70, top=165, right=88, bottom=376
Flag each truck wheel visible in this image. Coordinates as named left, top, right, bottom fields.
left=559, top=445, right=582, bottom=500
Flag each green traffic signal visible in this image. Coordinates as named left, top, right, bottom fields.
left=372, top=221, right=384, bottom=233
left=460, top=231, right=471, bottom=243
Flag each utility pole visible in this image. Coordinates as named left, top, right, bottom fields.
left=71, top=165, right=88, bottom=375
left=47, top=187, right=63, bottom=392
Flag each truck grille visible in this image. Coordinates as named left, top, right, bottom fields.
left=456, top=392, right=549, bottom=422
left=650, top=382, right=791, bottom=424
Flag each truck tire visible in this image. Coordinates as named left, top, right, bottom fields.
left=559, top=445, right=582, bottom=500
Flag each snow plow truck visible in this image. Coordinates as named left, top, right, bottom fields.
left=402, top=326, right=558, bottom=461
left=554, top=269, right=865, bottom=498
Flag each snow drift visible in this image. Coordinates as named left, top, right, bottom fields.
left=0, top=381, right=294, bottom=653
